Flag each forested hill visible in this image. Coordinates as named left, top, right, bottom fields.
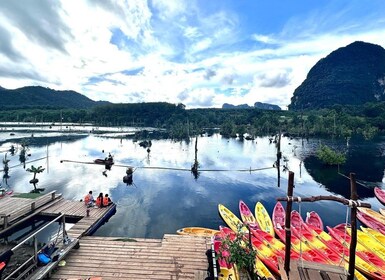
left=289, top=41, right=385, bottom=110
left=0, top=86, right=108, bottom=109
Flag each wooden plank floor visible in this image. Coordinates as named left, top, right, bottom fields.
left=49, top=235, right=211, bottom=280
left=41, top=200, right=116, bottom=238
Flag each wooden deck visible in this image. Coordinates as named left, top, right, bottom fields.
left=0, top=191, right=62, bottom=232
left=49, top=235, right=211, bottom=280
left=40, top=200, right=117, bottom=238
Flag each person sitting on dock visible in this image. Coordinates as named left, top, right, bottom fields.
left=95, top=192, right=104, bottom=207
left=84, top=191, right=95, bottom=207
left=103, top=193, right=112, bottom=207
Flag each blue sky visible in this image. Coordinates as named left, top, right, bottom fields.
left=0, top=0, right=384, bottom=109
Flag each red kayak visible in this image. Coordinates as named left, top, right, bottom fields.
left=305, top=211, right=323, bottom=230
left=239, top=200, right=260, bottom=230
left=272, top=202, right=328, bottom=264
left=374, top=187, right=385, bottom=206
left=357, top=211, right=385, bottom=235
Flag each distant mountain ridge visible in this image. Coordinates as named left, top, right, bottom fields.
left=0, top=86, right=108, bottom=109
left=289, top=41, right=385, bottom=110
left=222, top=102, right=281, bottom=110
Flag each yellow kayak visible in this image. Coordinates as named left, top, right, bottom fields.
left=218, top=204, right=276, bottom=279
left=176, top=227, right=219, bottom=237
left=255, top=202, right=274, bottom=236
left=218, top=204, right=248, bottom=233
left=361, top=227, right=385, bottom=249
left=218, top=266, right=239, bottom=280
left=358, top=207, right=385, bottom=225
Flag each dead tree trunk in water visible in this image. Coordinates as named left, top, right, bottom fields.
left=191, top=136, right=199, bottom=178
left=276, top=132, right=282, bottom=187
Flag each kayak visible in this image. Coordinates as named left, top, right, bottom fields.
left=272, top=202, right=329, bottom=264
left=357, top=207, right=385, bottom=225
left=357, top=211, right=385, bottom=235
left=218, top=204, right=248, bottom=233
left=239, top=200, right=259, bottom=230
left=374, top=187, right=385, bottom=205
left=332, top=224, right=385, bottom=260
left=327, top=225, right=385, bottom=279
left=176, top=227, right=219, bottom=237
left=254, top=202, right=274, bottom=236
left=291, top=211, right=342, bottom=263
left=292, top=211, right=372, bottom=280
left=361, top=227, right=385, bottom=249
left=219, top=226, right=276, bottom=279
left=239, top=200, right=256, bottom=224
left=213, top=232, right=240, bottom=280
left=305, top=211, right=323, bottom=230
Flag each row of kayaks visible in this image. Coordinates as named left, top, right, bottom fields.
left=177, top=199, right=385, bottom=280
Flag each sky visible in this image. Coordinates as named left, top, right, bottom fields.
left=0, top=1, right=384, bottom=109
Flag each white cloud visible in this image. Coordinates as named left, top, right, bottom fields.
left=0, top=0, right=385, bottom=109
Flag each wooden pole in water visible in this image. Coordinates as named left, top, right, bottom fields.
left=348, top=173, right=357, bottom=280
left=284, top=171, right=294, bottom=274
left=277, top=132, right=282, bottom=188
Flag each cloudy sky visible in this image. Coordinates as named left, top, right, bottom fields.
left=0, top=0, right=384, bottom=109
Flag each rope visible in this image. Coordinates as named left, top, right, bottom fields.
left=298, top=197, right=304, bottom=267
left=0, top=156, right=48, bottom=171
left=339, top=206, right=350, bottom=269
left=60, top=159, right=275, bottom=173
left=337, top=172, right=371, bottom=189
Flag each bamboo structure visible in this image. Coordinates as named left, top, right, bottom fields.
left=277, top=171, right=371, bottom=280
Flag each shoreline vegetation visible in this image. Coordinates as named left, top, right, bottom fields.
left=1, top=101, right=384, bottom=140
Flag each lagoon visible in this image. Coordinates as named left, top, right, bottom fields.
left=1, top=125, right=385, bottom=239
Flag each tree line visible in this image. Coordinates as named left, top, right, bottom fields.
left=1, top=101, right=385, bottom=140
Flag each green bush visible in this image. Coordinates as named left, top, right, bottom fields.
left=316, top=144, right=346, bottom=165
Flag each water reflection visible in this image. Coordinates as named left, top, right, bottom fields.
left=1, top=129, right=385, bottom=238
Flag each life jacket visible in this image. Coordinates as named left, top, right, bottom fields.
left=84, top=194, right=91, bottom=205
left=96, top=197, right=103, bottom=207
left=103, top=197, right=109, bottom=206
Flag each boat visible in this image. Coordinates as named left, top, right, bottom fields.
left=357, top=207, right=385, bottom=225
left=219, top=226, right=276, bottom=279
left=213, top=232, right=240, bottom=280
left=218, top=204, right=248, bottom=233
left=305, top=211, right=323, bottom=230
left=327, top=225, right=385, bottom=279
left=361, top=227, right=385, bottom=248
left=238, top=200, right=260, bottom=230
left=291, top=210, right=368, bottom=279
left=239, top=200, right=257, bottom=224
left=272, top=202, right=329, bottom=264
left=254, top=202, right=274, bottom=236
left=176, top=227, right=219, bottom=237
left=357, top=211, right=385, bottom=235
left=291, top=210, right=341, bottom=263
left=94, top=158, right=114, bottom=165
left=374, top=186, right=385, bottom=205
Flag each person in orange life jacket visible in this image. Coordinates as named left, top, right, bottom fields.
left=84, top=191, right=95, bottom=207
left=95, top=192, right=103, bottom=207
left=103, top=194, right=112, bottom=206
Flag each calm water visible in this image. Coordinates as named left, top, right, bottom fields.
left=1, top=126, right=385, bottom=239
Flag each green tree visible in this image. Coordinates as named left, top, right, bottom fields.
left=26, top=165, right=45, bottom=193
left=316, top=145, right=346, bottom=166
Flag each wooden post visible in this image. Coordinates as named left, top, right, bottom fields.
left=348, top=173, right=357, bottom=280
left=277, top=132, right=282, bottom=188
left=284, top=171, right=295, bottom=274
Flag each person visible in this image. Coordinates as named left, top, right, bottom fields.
left=95, top=192, right=103, bottom=207
left=103, top=194, right=112, bottom=207
left=84, top=191, right=95, bottom=207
